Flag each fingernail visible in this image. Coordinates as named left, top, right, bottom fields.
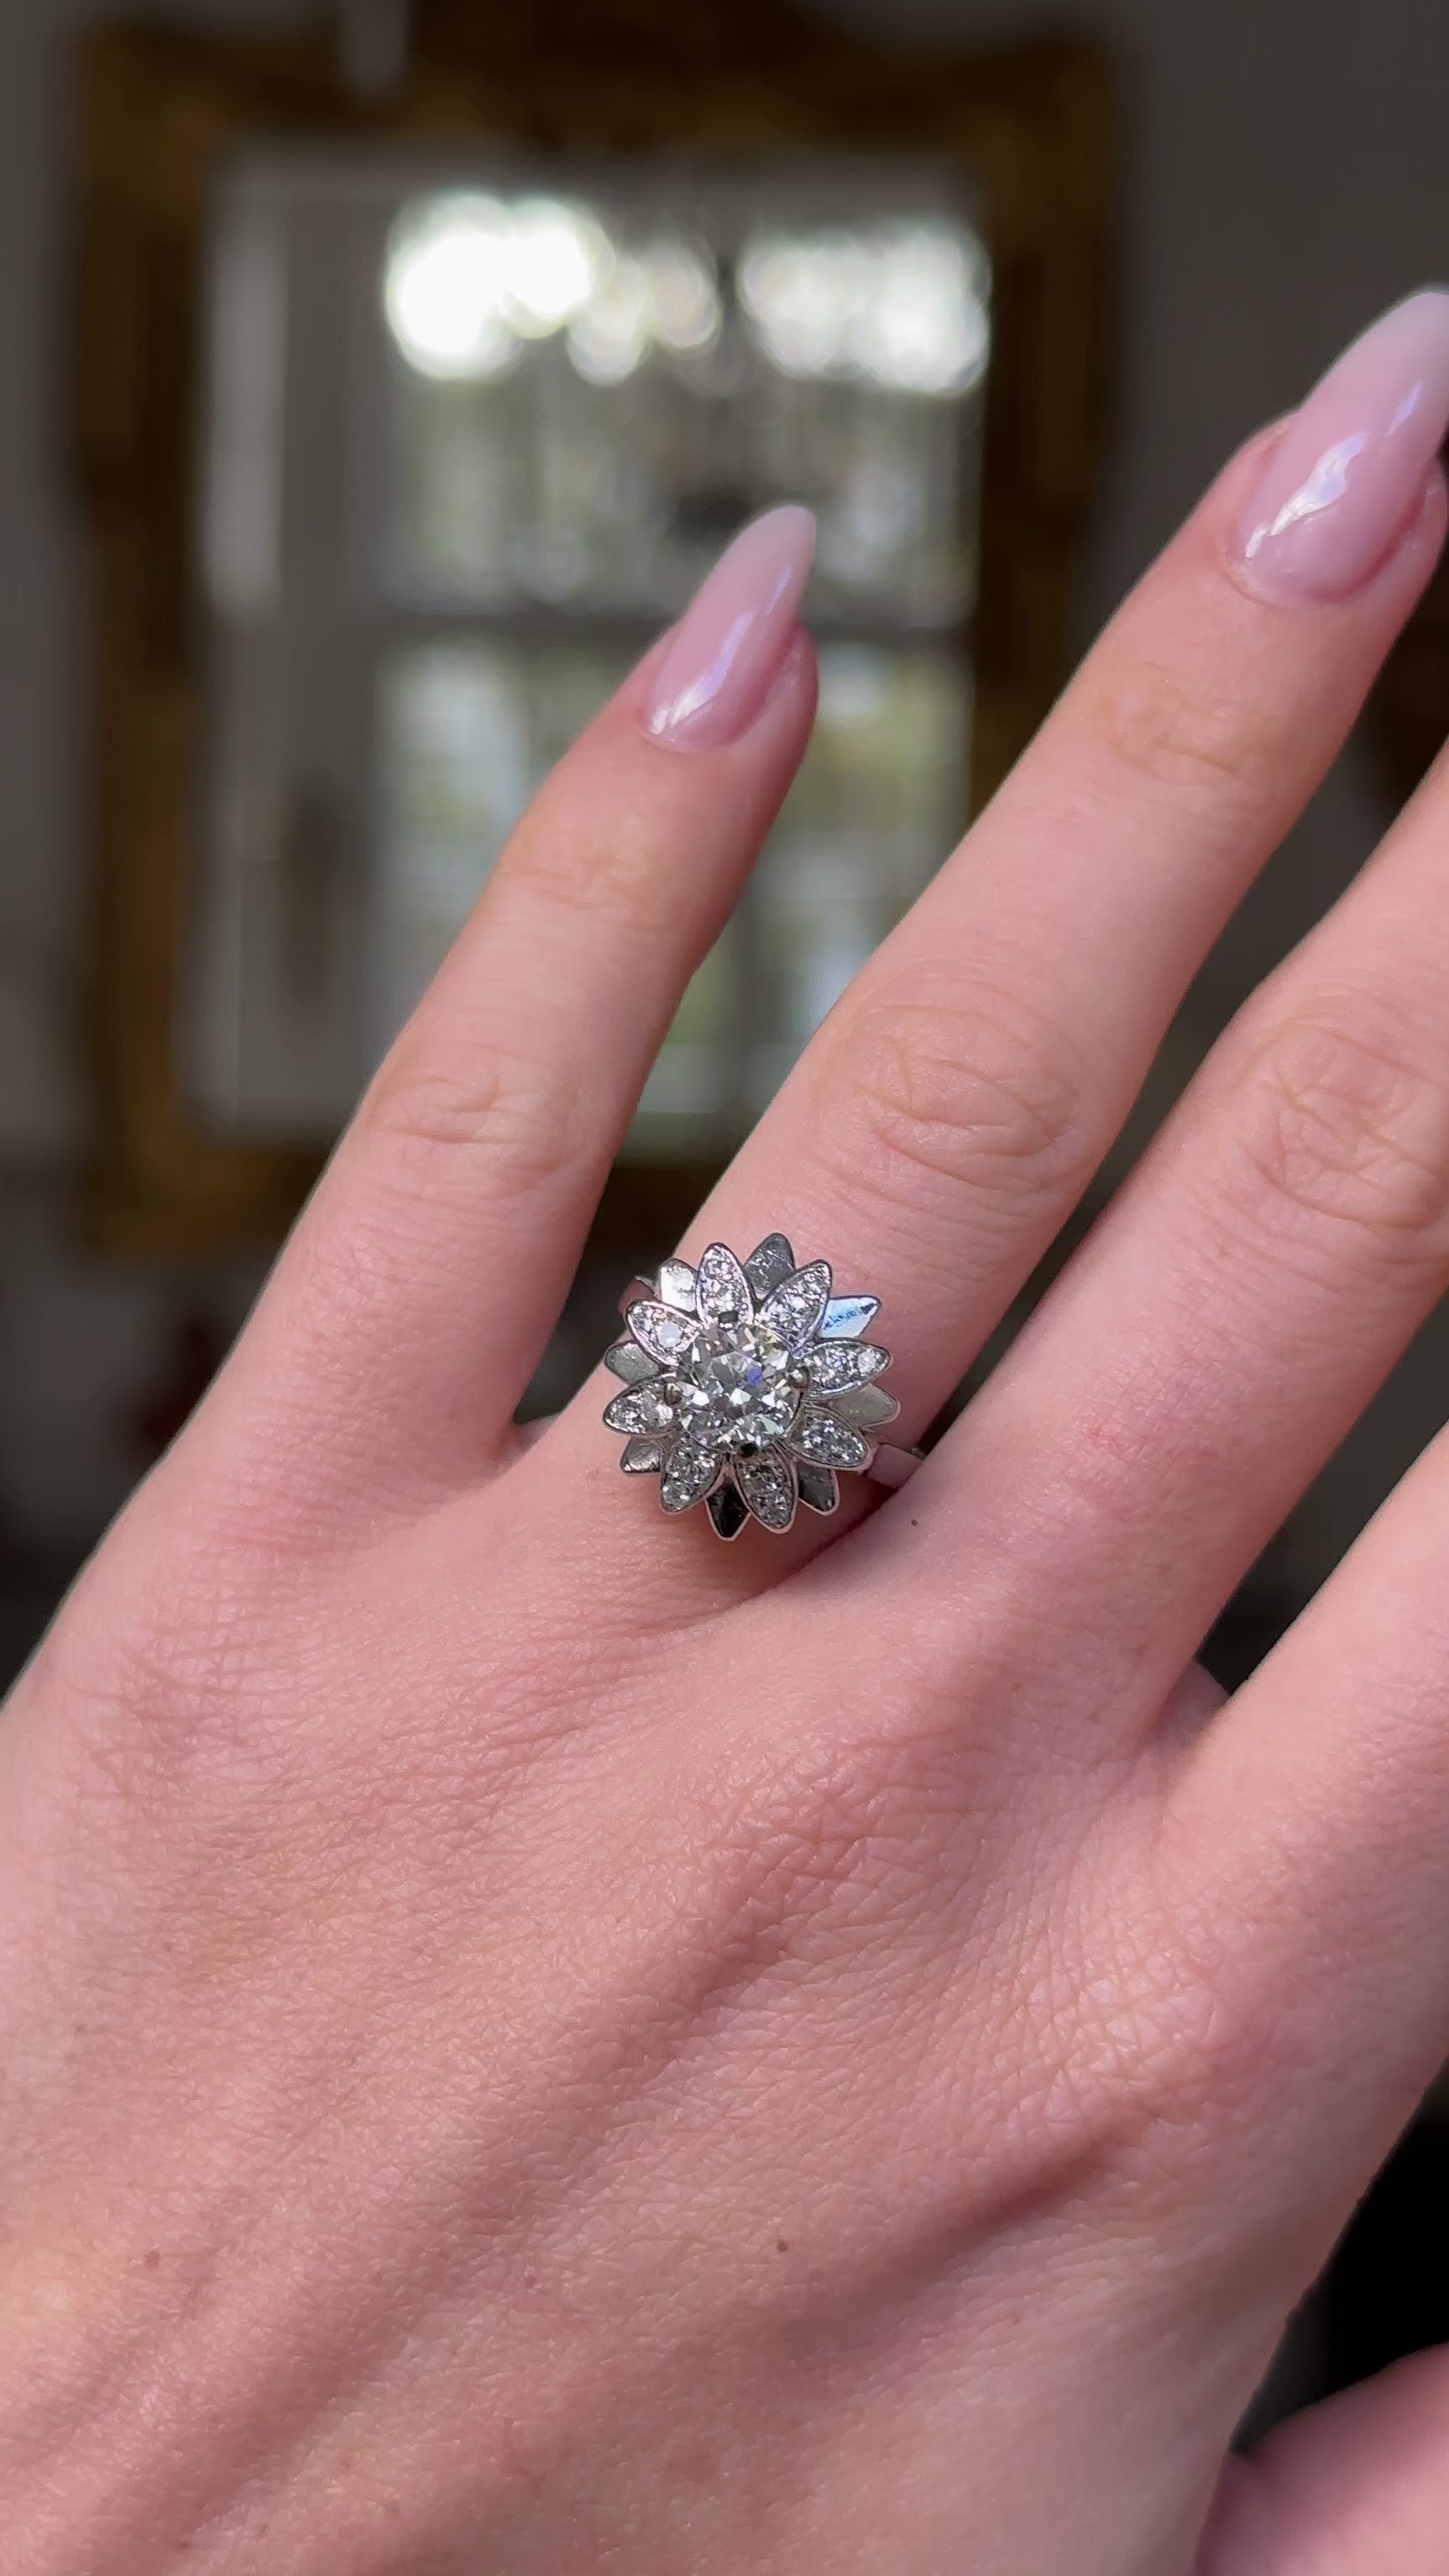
left=1232, top=289, right=1449, bottom=603
left=643, top=505, right=816, bottom=750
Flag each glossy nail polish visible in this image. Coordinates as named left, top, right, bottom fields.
left=1232, top=289, right=1449, bottom=604
left=643, top=505, right=816, bottom=750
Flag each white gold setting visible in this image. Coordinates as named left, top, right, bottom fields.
left=603, top=1233, right=913, bottom=1539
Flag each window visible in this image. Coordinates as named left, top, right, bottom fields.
left=189, top=154, right=989, bottom=1160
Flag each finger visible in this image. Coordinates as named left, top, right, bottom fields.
left=1196, top=2348, right=1449, bottom=2574
left=1174, top=1405, right=1449, bottom=2108
left=199, top=511, right=819, bottom=1511
left=547, top=293, right=1449, bottom=1568
left=906, top=544, right=1449, bottom=1745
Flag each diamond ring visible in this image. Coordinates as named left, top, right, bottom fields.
left=601, top=1233, right=921, bottom=1539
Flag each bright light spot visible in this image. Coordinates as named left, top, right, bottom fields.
left=857, top=227, right=989, bottom=394
left=385, top=196, right=520, bottom=380
left=384, top=192, right=609, bottom=380
left=738, top=233, right=853, bottom=377
left=385, top=194, right=977, bottom=399
left=642, top=242, right=720, bottom=353
left=739, top=220, right=989, bottom=395
left=568, top=254, right=654, bottom=384
left=567, top=239, right=721, bottom=381
left=503, top=196, right=611, bottom=337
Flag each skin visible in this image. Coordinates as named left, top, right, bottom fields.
left=4, top=423, right=1449, bottom=2573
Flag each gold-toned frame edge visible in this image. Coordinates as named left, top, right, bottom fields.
left=75, top=3, right=1111, bottom=1258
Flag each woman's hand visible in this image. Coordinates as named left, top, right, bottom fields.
left=8, top=293, right=1449, bottom=2576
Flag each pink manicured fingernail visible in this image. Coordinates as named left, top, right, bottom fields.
left=1232, top=289, right=1449, bottom=603
left=644, top=505, right=816, bottom=750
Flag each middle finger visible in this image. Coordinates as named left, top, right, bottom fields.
left=558, top=293, right=1449, bottom=1562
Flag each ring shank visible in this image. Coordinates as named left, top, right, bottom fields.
left=867, top=1443, right=924, bottom=1490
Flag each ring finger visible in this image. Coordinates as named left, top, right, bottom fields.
left=908, top=626, right=1449, bottom=1737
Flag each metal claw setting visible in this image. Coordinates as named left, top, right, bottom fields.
left=602, top=1233, right=902, bottom=1539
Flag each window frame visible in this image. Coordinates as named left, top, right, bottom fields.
left=76, top=2, right=1110, bottom=1254
left=191, top=152, right=987, bottom=1155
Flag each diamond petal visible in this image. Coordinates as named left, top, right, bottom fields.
left=657, top=1256, right=698, bottom=1313
left=603, top=1380, right=680, bottom=1436
left=707, top=1479, right=750, bottom=1542
left=758, top=1259, right=831, bottom=1350
left=625, top=1300, right=701, bottom=1366
left=736, top=1445, right=798, bottom=1531
left=743, top=1233, right=796, bottom=1301
left=788, top=1409, right=870, bottom=1472
left=604, top=1338, right=660, bottom=1385
left=796, top=1462, right=839, bottom=1515
left=620, top=1436, right=665, bottom=1474
left=660, top=1439, right=723, bottom=1515
left=695, top=1243, right=751, bottom=1326
left=829, top=1382, right=900, bottom=1432
left=819, top=1294, right=879, bottom=1341
left=806, top=1341, right=890, bottom=1392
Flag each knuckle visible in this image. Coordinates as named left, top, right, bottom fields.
left=360, top=1037, right=592, bottom=1206
left=816, top=991, right=1091, bottom=1217
left=1069, top=1931, right=1248, bottom=2158
left=500, top=806, right=679, bottom=945
left=1216, top=1006, right=1449, bottom=1259
left=1085, top=654, right=1274, bottom=815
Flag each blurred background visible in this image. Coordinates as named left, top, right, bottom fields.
left=1, top=0, right=1447, bottom=2436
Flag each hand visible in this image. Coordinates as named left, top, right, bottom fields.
left=8, top=292, right=1449, bottom=2576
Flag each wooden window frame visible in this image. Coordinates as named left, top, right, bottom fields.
left=76, top=0, right=1110, bottom=1254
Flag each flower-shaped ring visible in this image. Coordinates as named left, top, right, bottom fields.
left=601, top=1233, right=919, bottom=1539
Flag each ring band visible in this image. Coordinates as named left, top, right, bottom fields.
left=866, top=1442, right=924, bottom=1490
left=603, top=1233, right=912, bottom=1539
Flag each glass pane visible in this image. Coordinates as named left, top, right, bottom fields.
left=188, top=148, right=986, bottom=1146
left=745, top=643, right=969, bottom=1110
left=380, top=175, right=988, bottom=626
left=374, top=636, right=966, bottom=1160
left=374, top=636, right=740, bottom=1158
left=373, top=639, right=633, bottom=1045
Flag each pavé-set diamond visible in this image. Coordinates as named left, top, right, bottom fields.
left=602, top=1233, right=900, bottom=1539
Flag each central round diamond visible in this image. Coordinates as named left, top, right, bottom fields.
left=680, top=1321, right=806, bottom=1453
